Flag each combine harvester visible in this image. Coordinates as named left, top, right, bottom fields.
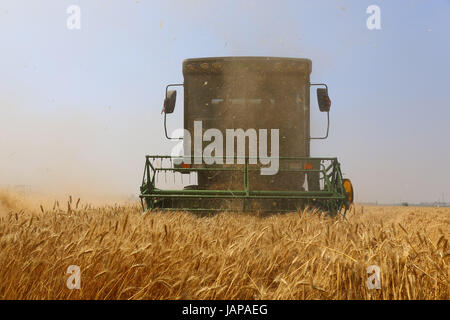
left=140, top=57, right=353, bottom=216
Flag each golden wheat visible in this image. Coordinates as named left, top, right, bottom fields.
left=0, top=193, right=448, bottom=299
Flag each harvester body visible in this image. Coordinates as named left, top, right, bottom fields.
left=140, top=57, right=353, bottom=216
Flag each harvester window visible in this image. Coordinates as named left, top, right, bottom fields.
left=211, top=98, right=224, bottom=104
left=210, top=98, right=275, bottom=106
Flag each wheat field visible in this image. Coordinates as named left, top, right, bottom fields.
left=0, top=190, right=448, bottom=300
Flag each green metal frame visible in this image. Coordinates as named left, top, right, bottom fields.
left=139, top=155, right=350, bottom=217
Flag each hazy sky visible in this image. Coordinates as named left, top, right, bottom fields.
left=1, top=0, right=449, bottom=203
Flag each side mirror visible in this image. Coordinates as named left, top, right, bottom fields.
left=163, top=90, right=177, bottom=114
left=317, top=88, right=331, bottom=112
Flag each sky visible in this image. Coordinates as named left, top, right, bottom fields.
left=0, top=0, right=449, bottom=203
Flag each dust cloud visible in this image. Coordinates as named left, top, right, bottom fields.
left=0, top=102, right=147, bottom=204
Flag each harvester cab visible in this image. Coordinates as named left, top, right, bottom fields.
left=140, top=57, right=354, bottom=216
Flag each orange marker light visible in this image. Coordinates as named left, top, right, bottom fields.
left=304, top=163, right=313, bottom=170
